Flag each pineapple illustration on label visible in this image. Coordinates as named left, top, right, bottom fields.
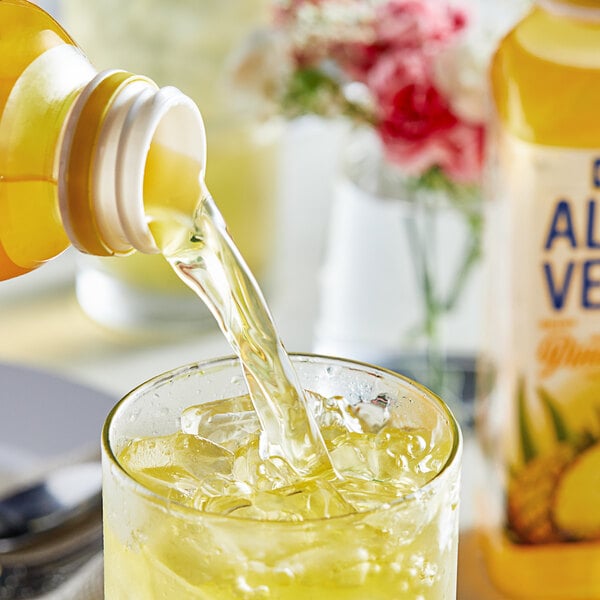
left=507, top=381, right=600, bottom=545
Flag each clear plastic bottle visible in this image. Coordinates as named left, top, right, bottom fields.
left=0, top=0, right=206, bottom=281
left=479, top=0, right=600, bottom=597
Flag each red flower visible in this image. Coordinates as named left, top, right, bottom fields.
left=371, top=51, right=483, bottom=182
left=270, top=0, right=483, bottom=183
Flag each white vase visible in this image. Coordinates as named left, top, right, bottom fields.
left=314, top=128, right=483, bottom=424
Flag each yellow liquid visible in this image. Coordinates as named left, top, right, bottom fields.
left=105, top=390, right=458, bottom=599
left=482, top=4, right=600, bottom=598
left=155, top=184, right=332, bottom=478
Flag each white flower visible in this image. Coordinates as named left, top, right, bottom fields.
left=432, top=30, right=493, bottom=125
left=433, top=0, right=530, bottom=125
left=293, top=1, right=375, bottom=47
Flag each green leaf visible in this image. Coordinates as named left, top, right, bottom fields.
left=281, top=68, right=340, bottom=118
left=280, top=66, right=375, bottom=124
left=409, top=166, right=480, bottom=209
left=517, top=378, right=537, bottom=464
left=537, top=386, right=570, bottom=443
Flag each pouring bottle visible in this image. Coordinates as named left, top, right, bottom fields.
left=0, top=0, right=206, bottom=281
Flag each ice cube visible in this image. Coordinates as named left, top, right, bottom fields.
left=119, top=432, right=233, bottom=505
left=272, top=538, right=376, bottom=587
left=320, top=423, right=353, bottom=446
left=231, top=437, right=298, bottom=491
left=181, top=395, right=260, bottom=451
left=328, top=426, right=442, bottom=488
left=349, top=393, right=391, bottom=432
left=328, top=429, right=412, bottom=482
left=193, top=472, right=253, bottom=501
left=413, top=433, right=454, bottom=480
left=378, top=425, right=453, bottom=486
left=333, top=478, right=414, bottom=512
left=309, top=393, right=362, bottom=433
left=328, top=431, right=379, bottom=480
left=226, top=478, right=356, bottom=521
left=200, top=492, right=255, bottom=516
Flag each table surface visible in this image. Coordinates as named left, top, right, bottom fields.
left=0, top=119, right=503, bottom=599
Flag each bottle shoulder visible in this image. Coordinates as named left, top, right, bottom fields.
left=0, top=1, right=75, bottom=52
left=501, top=6, right=600, bottom=70
left=0, top=1, right=78, bottom=106
left=491, top=6, right=600, bottom=146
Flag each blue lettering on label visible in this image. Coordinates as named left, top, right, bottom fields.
left=543, top=262, right=574, bottom=310
left=583, top=259, right=600, bottom=308
left=587, top=200, right=600, bottom=248
left=545, top=200, right=577, bottom=250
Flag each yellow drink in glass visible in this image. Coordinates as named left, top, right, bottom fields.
left=102, top=355, right=462, bottom=599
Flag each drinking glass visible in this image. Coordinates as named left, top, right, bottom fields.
left=102, top=354, right=462, bottom=598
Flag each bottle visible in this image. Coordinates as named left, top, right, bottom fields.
left=478, top=0, right=600, bottom=597
left=0, top=0, right=206, bottom=282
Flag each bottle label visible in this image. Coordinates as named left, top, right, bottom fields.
left=485, top=133, right=600, bottom=549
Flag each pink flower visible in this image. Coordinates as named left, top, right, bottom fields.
left=371, top=51, right=483, bottom=183
left=333, top=0, right=467, bottom=82
left=370, top=52, right=454, bottom=162
left=269, top=0, right=484, bottom=184
left=437, top=122, right=485, bottom=184
left=375, top=0, right=466, bottom=51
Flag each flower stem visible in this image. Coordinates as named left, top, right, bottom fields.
left=403, top=183, right=481, bottom=399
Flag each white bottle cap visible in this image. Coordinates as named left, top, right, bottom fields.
left=59, top=69, right=206, bottom=256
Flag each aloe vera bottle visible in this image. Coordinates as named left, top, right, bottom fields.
left=478, top=0, right=600, bottom=597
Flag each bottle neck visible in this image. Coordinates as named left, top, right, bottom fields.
left=537, top=0, right=600, bottom=19
left=59, top=70, right=206, bottom=256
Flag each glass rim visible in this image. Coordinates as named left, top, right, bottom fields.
left=102, top=352, right=462, bottom=525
